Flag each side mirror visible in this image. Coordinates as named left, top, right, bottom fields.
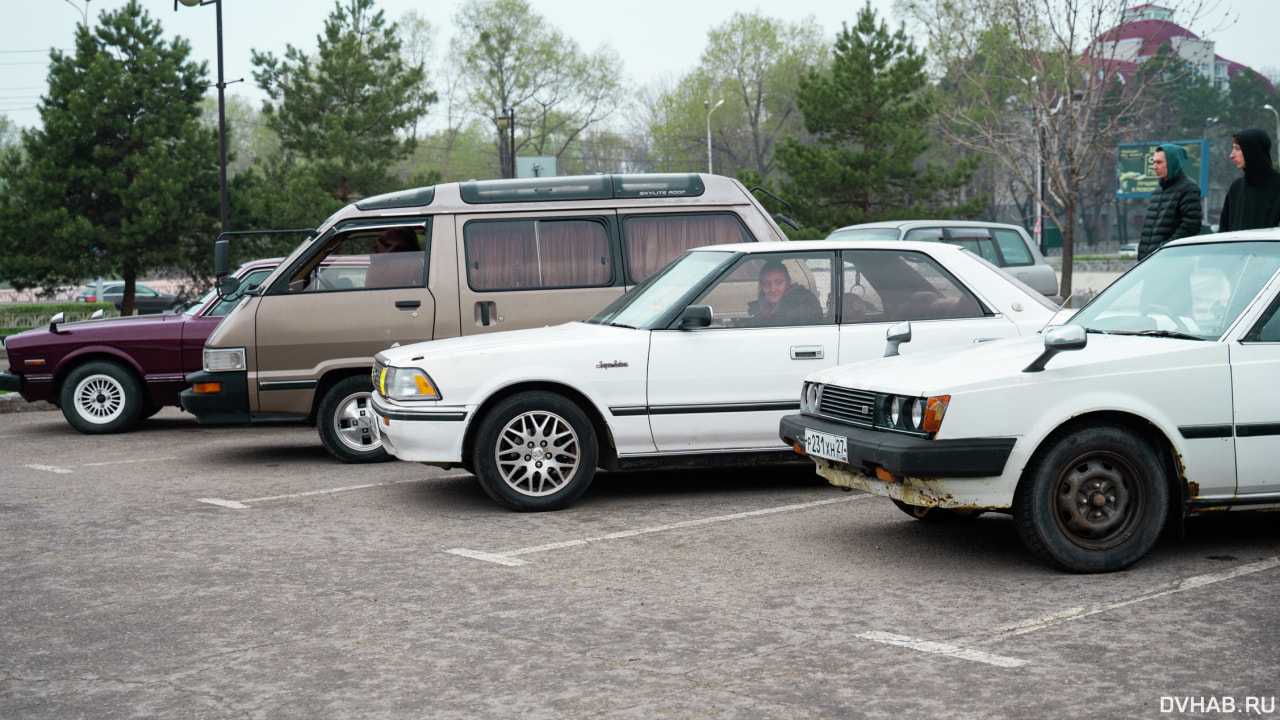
left=48, top=312, right=66, bottom=332
left=90, top=309, right=105, bottom=320
left=1023, top=324, right=1087, bottom=372
left=213, top=237, right=230, bottom=280
left=775, top=213, right=801, bottom=231
left=884, top=321, right=912, bottom=357
left=677, top=305, right=712, bottom=330
left=215, top=274, right=244, bottom=300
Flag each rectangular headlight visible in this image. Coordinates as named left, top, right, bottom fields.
left=382, top=366, right=441, bottom=402
left=204, top=347, right=246, bottom=372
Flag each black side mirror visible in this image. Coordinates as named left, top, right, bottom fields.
left=215, top=275, right=243, bottom=300
left=884, top=321, right=912, bottom=357
left=678, top=305, right=712, bottom=330
left=1024, top=325, right=1087, bottom=372
left=213, top=237, right=230, bottom=280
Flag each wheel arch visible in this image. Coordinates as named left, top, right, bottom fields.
left=462, top=381, right=618, bottom=471
left=1018, top=409, right=1184, bottom=520
left=53, top=351, right=148, bottom=404
left=308, top=366, right=373, bottom=424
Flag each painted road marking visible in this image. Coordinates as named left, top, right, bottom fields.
left=25, top=456, right=178, bottom=474
left=197, top=477, right=435, bottom=509
left=857, top=631, right=1027, bottom=668
left=447, top=494, right=869, bottom=566
left=865, top=555, right=1280, bottom=668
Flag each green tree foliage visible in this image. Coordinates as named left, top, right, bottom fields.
left=452, top=0, right=623, bottom=165
left=647, top=12, right=825, bottom=181
left=776, top=3, right=984, bottom=231
left=0, top=1, right=217, bottom=313
left=251, top=0, right=435, bottom=203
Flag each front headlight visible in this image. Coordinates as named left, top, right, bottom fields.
left=204, top=347, right=246, bottom=372
left=879, top=393, right=949, bottom=435
left=801, top=381, right=821, bottom=413
left=379, top=366, right=441, bottom=402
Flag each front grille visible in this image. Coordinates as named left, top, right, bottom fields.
left=818, top=386, right=877, bottom=427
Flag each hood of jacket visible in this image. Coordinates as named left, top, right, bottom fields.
left=1158, top=142, right=1189, bottom=181
left=1234, top=128, right=1276, bottom=185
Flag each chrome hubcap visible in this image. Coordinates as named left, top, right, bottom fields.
left=334, top=392, right=381, bottom=453
left=74, top=374, right=125, bottom=424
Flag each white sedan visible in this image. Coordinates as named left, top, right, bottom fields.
left=781, top=230, right=1280, bottom=572
left=371, top=240, right=1063, bottom=511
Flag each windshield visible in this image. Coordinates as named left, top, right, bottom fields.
left=588, top=250, right=737, bottom=329
left=1069, top=241, right=1280, bottom=340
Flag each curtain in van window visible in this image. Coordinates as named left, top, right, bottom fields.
left=623, top=214, right=752, bottom=283
left=465, top=219, right=610, bottom=290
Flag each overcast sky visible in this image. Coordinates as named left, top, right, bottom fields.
left=2, top=0, right=1277, bottom=132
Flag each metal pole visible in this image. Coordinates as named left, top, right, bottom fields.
left=214, top=0, right=228, bottom=233
left=705, top=99, right=723, bottom=175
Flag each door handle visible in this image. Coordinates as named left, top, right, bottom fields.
left=478, top=301, right=491, bottom=326
left=790, top=345, right=824, bottom=359
left=395, top=300, right=421, bottom=309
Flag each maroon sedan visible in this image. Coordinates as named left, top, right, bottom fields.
left=1, top=259, right=279, bottom=434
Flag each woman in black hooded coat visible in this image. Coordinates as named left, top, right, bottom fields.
left=1219, top=128, right=1280, bottom=232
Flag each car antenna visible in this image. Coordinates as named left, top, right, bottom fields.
left=1037, top=293, right=1074, bottom=335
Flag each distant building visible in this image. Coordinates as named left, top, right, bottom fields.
left=1087, top=4, right=1270, bottom=91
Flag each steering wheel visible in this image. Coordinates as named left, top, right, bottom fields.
left=1143, top=303, right=1190, bottom=332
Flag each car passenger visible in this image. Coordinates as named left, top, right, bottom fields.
left=747, top=260, right=822, bottom=326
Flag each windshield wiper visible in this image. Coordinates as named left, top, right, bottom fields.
left=1132, top=329, right=1204, bottom=340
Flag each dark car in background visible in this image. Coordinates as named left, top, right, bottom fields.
left=75, top=282, right=182, bottom=314
left=2, top=260, right=282, bottom=434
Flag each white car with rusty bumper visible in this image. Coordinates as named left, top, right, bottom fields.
left=780, top=230, right=1280, bottom=572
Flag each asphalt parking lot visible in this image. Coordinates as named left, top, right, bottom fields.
left=2, top=407, right=1278, bottom=719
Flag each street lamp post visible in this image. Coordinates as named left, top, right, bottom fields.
left=174, top=0, right=229, bottom=234
left=493, top=107, right=515, bottom=179
left=705, top=98, right=723, bottom=175
left=1264, top=104, right=1280, bottom=165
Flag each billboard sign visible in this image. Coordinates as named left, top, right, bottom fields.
left=1116, top=139, right=1209, bottom=199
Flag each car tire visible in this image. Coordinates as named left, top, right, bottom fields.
left=891, top=499, right=984, bottom=523
left=60, top=360, right=144, bottom=434
left=317, top=375, right=390, bottom=464
left=1014, top=423, right=1167, bottom=573
left=472, top=391, right=598, bottom=512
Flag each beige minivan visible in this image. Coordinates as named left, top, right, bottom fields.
left=180, top=173, right=793, bottom=462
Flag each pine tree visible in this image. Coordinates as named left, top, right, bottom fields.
left=776, top=3, right=985, bottom=231
left=0, top=1, right=218, bottom=313
left=251, top=0, right=435, bottom=203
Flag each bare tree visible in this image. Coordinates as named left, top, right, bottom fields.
left=898, top=0, right=1214, bottom=299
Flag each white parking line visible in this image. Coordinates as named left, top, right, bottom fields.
left=25, top=456, right=178, bottom=474
left=197, top=478, right=431, bottom=509
left=865, top=555, right=1280, bottom=669
left=447, top=494, right=869, bottom=566
left=857, top=631, right=1027, bottom=668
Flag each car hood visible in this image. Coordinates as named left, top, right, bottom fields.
left=806, top=331, right=1218, bottom=397
left=376, top=321, right=625, bottom=366
left=3, top=312, right=186, bottom=350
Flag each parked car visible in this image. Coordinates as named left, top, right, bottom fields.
left=825, top=220, right=1060, bottom=300
left=370, top=239, right=1065, bottom=511
left=183, top=173, right=796, bottom=464
left=1, top=259, right=289, bottom=433
left=780, top=229, right=1280, bottom=573
left=75, top=282, right=182, bottom=314
left=1119, top=242, right=1139, bottom=258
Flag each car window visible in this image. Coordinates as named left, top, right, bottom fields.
left=200, top=268, right=275, bottom=318
left=137, top=285, right=157, bottom=297
left=825, top=228, right=901, bottom=241
left=992, top=228, right=1034, bottom=266
left=946, top=228, right=1001, bottom=264
left=695, top=251, right=835, bottom=328
left=903, top=228, right=945, bottom=243
left=1243, top=292, right=1280, bottom=343
left=465, top=218, right=612, bottom=290
left=622, top=213, right=755, bottom=283
left=280, top=226, right=428, bottom=293
left=841, top=249, right=986, bottom=323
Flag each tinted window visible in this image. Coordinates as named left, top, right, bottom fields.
left=903, top=228, right=945, bottom=242
left=623, top=213, right=754, bottom=283
left=840, top=249, right=986, bottom=323
left=992, top=228, right=1034, bottom=266
left=465, top=218, right=612, bottom=291
left=946, top=228, right=1000, bottom=264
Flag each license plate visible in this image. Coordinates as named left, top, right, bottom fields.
left=805, top=429, right=847, bottom=463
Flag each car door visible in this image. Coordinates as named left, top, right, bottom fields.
left=835, top=248, right=1021, bottom=363
left=645, top=250, right=840, bottom=452
left=1231, top=289, right=1280, bottom=495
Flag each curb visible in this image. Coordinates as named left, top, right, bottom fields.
left=0, top=393, right=55, bottom=414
